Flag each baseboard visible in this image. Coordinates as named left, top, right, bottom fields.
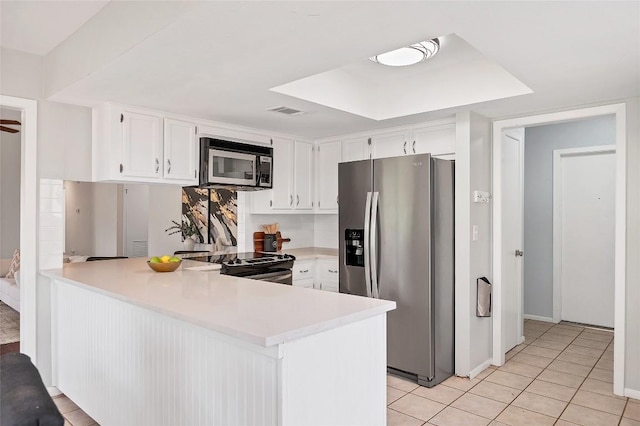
left=469, top=358, right=493, bottom=380
left=519, top=335, right=526, bottom=344
left=524, top=314, right=554, bottom=322
left=625, top=388, right=640, bottom=400
left=47, top=386, right=61, bottom=397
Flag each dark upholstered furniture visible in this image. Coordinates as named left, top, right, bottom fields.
left=0, top=353, right=64, bottom=426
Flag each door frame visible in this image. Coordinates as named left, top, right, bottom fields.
left=492, top=103, right=626, bottom=396
left=553, top=145, right=616, bottom=323
left=0, top=95, right=38, bottom=359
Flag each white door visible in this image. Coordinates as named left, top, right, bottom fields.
left=341, top=136, right=370, bottom=162
left=271, top=138, right=294, bottom=209
left=501, top=129, right=524, bottom=353
left=293, top=141, right=314, bottom=210
left=411, top=122, right=456, bottom=156
left=121, top=111, right=163, bottom=178
left=371, top=130, right=411, bottom=159
left=316, top=140, right=341, bottom=211
left=123, top=184, right=149, bottom=257
left=163, top=118, right=197, bottom=183
left=555, top=148, right=615, bottom=327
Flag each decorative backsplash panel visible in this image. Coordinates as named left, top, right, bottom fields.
left=182, top=188, right=237, bottom=249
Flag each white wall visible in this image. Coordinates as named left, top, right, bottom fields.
left=63, top=181, right=94, bottom=256
left=38, top=101, right=92, bottom=181
left=468, top=112, right=493, bottom=372
left=0, top=108, right=21, bottom=258
left=147, top=185, right=182, bottom=256
left=0, top=47, right=42, bottom=99
left=91, top=183, right=123, bottom=256
left=314, top=215, right=338, bottom=248
left=523, top=115, right=616, bottom=319
left=624, top=97, right=640, bottom=394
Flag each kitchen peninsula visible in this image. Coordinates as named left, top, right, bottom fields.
left=42, top=257, right=394, bottom=425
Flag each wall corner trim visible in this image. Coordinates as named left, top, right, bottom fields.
left=469, top=358, right=493, bottom=380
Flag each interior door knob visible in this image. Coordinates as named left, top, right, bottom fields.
left=515, top=250, right=524, bottom=257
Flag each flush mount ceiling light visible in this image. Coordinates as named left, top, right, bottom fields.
left=369, top=38, right=440, bottom=67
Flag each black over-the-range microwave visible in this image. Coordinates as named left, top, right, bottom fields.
left=199, top=137, right=273, bottom=190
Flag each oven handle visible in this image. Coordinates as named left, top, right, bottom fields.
left=248, top=271, right=293, bottom=283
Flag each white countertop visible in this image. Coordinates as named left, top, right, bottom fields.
left=42, top=257, right=393, bottom=348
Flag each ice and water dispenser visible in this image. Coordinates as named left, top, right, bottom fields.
left=344, top=229, right=365, bottom=267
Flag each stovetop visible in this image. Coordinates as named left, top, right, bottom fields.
left=190, top=252, right=295, bottom=267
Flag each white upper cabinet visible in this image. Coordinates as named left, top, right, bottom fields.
left=341, top=136, right=370, bottom=162
left=371, top=130, right=412, bottom=159
left=294, top=141, right=314, bottom=210
left=251, top=138, right=313, bottom=213
left=121, top=111, right=163, bottom=179
left=93, top=104, right=198, bottom=185
left=271, top=137, right=295, bottom=209
left=411, top=121, right=456, bottom=157
left=163, top=118, right=198, bottom=181
left=316, top=140, right=341, bottom=212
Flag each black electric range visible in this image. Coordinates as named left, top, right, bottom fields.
left=190, top=252, right=296, bottom=285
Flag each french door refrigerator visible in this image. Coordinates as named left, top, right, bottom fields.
left=338, top=153, right=454, bottom=387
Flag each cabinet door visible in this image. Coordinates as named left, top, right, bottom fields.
left=341, top=137, right=369, bottom=162
left=371, top=130, right=411, bottom=159
left=316, top=140, right=341, bottom=211
left=411, top=123, right=456, bottom=156
left=121, top=111, right=163, bottom=178
left=163, top=118, right=198, bottom=182
left=316, top=259, right=339, bottom=292
left=293, top=141, right=314, bottom=210
left=271, top=138, right=294, bottom=209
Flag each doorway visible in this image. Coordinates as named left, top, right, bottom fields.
left=553, top=146, right=616, bottom=327
left=492, top=103, right=627, bottom=395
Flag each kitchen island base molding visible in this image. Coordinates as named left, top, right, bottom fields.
left=52, top=280, right=387, bottom=425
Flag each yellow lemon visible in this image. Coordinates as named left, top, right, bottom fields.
left=160, top=255, right=171, bottom=263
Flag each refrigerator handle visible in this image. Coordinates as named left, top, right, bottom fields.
left=364, top=192, right=373, bottom=298
left=371, top=191, right=380, bottom=298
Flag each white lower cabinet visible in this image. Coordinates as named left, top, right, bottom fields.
left=292, top=260, right=315, bottom=288
left=292, top=258, right=339, bottom=292
left=316, top=259, right=339, bottom=292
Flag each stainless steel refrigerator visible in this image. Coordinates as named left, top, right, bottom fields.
left=338, top=153, right=454, bottom=387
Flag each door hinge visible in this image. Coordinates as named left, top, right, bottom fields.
left=119, top=163, right=123, bottom=173
left=120, top=113, right=124, bottom=123
left=515, top=250, right=524, bottom=257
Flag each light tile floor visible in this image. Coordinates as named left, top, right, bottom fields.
left=387, top=320, right=640, bottom=426
left=53, top=320, right=640, bottom=426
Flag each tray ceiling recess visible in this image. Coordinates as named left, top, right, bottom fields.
left=271, top=34, right=533, bottom=121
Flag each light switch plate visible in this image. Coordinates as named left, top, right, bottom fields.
left=473, top=190, right=491, bottom=203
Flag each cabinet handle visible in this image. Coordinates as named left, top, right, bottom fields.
left=320, top=282, right=323, bottom=290
left=412, top=140, right=416, bottom=153
left=167, top=159, right=171, bottom=174
left=155, top=158, right=159, bottom=173
left=328, top=269, right=338, bottom=273
left=296, top=195, right=300, bottom=206
left=403, top=141, right=407, bottom=154
left=299, top=269, right=309, bottom=273
left=290, top=195, right=293, bottom=206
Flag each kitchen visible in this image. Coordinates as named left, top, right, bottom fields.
left=0, top=1, right=639, bottom=426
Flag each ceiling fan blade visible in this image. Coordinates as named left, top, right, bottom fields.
left=0, top=119, right=21, bottom=126
left=0, top=125, right=20, bottom=133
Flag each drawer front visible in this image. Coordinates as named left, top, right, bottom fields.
left=317, top=259, right=339, bottom=284
left=293, top=260, right=315, bottom=281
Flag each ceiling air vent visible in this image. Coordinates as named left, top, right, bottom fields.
left=267, top=106, right=306, bottom=116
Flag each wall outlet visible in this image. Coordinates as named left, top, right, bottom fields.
left=473, top=190, right=491, bottom=203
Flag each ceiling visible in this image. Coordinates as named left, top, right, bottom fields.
left=1, top=1, right=639, bottom=139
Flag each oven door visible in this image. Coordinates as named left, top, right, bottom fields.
left=208, top=149, right=256, bottom=186
left=249, top=270, right=293, bottom=285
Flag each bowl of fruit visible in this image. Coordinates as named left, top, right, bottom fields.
left=147, top=255, right=182, bottom=272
